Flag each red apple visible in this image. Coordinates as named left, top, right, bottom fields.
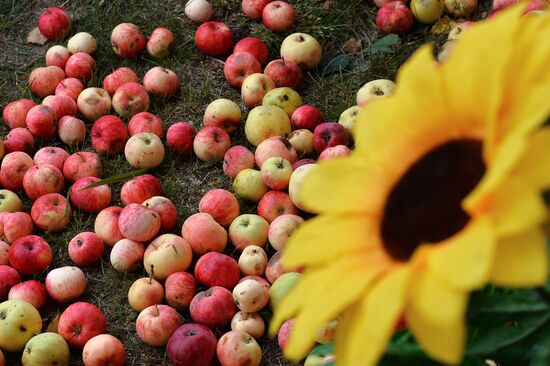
left=112, top=82, right=150, bottom=118
left=167, top=324, right=217, bottom=366
left=181, top=213, right=228, bottom=255
left=262, top=1, right=296, bottom=32
left=25, top=104, right=56, bottom=138
left=254, top=136, right=297, bottom=168
left=234, top=37, right=269, bottom=66
left=195, top=21, right=234, bottom=57
left=68, top=232, right=104, bottom=266
left=193, top=126, right=231, bottom=162
left=58, top=301, right=106, bottom=348
left=128, top=112, right=163, bottom=137
left=65, top=52, right=96, bottom=81
left=121, top=174, right=162, bottom=205
left=45, top=45, right=70, bottom=68
left=82, top=334, right=127, bottom=366
left=291, top=105, right=325, bottom=131
left=0, top=264, right=21, bottom=300
left=2, top=99, right=36, bottom=129
left=4, top=128, right=35, bottom=154
left=194, top=252, right=240, bottom=290
left=23, top=164, right=64, bottom=200
left=55, top=78, right=85, bottom=101
left=77, top=87, right=112, bottom=121
left=103, top=67, right=139, bottom=95
left=257, top=190, right=297, bottom=223
left=264, top=59, right=304, bottom=89
left=118, top=203, right=161, bottom=242
left=199, top=189, right=240, bottom=227
left=110, top=238, right=145, bottom=272
left=143, top=67, right=180, bottom=97
left=278, top=318, right=295, bottom=351
left=147, top=27, right=175, bottom=58
left=0, top=241, right=9, bottom=265
left=0, top=212, right=33, bottom=243
left=42, top=94, right=77, bottom=120
left=0, top=152, right=34, bottom=192
left=62, top=151, right=101, bottom=183
left=128, top=276, right=164, bottom=312
left=318, top=144, right=352, bottom=160
left=217, top=330, right=262, bottom=366
left=70, top=176, right=112, bottom=213
left=111, top=23, right=146, bottom=58
left=28, top=66, right=65, bottom=97
left=38, top=6, right=71, bottom=40
left=223, top=145, right=255, bottom=179
left=190, top=286, right=236, bottom=328
left=165, top=272, right=196, bottom=310
left=45, top=266, right=86, bottom=303
left=224, top=52, right=262, bottom=88
left=91, top=115, right=128, bottom=155
left=9, top=235, right=52, bottom=275
left=55, top=115, right=86, bottom=145
left=8, top=280, right=47, bottom=309
left=268, top=214, right=304, bottom=251
left=242, top=0, right=272, bottom=19
left=94, top=206, right=124, bottom=246
left=143, top=196, right=178, bottom=233
left=30, top=192, right=71, bottom=232
left=377, top=1, right=414, bottom=34
left=166, top=122, right=196, bottom=155
left=34, top=146, right=69, bottom=171
left=313, top=122, right=349, bottom=153
left=136, top=304, right=181, bottom=346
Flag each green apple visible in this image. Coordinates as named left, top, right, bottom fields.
left=356, top=79, right=396, bottom=107
left=338, top=105, right=360, bottom=137
left=245, top=105, right=292, bottom=146
left=0, top=299, right=42, bottom=352
left=22, top=332, right=70, bottom=366
left=233, top=169, right=269, bottom=203
left=304, top=343, right=336, bottom=366
left=229, top=214, right=269, bottom=250
left=269, top=272, right=301, bottom=310
left=262, top=87, right=302, bottom=116
left=0, top=189, right=23, bottom=212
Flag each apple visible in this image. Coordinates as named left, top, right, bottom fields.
left=305, top=343, right=336, bottom=366
left=190, top=286, right=236, bottom=328
left=124, top=132, right=165, bottom=168
left=95, top=206, right=124, bottom=246
left=136, top=304, right=181, bottom=347
left=2, top=99, right=36, bottom=129
left=437, top=39, right=456, bottom=62
left=31, top=192, right=71, bottom=232
left=144, top=234, right=193, bottom=280
left=315, top=320, right=338, bottom=344
left=232, top=169, right=269, bottom=203
left=288, top=129, right=314, bottom=155
left=128, top=276, right=164, bottom=312
left=313, top=122, right=349, bottom=153
left=181, top=212, right=228, bottom=254
left=112, top=82, right=149, bottom=118
left=58, top=116, right=86, bottom=146
left=55, top=78, right=85, bottom=101
left=268, top=214, right=304, bottom=251
left=444, top=0, right=478, bottom=16
left=277, top=318, right=295, bottom=351
left=0, top=151, right=32, bottom=195
left=0, top=265, right=20, bottom=300
left=167, top=323, right=217, bottom=366
left=103, top=67, right=139, bottom=95
left=199, top=189, right=240, bottom=227
left=217, top=330, right=262, bottom=366
left=410, top=0, right=444, bottom=24
left=143, top=67, right=180, bottom=97
left=23, top=164, right=64, bottom=200
left=270, top=272, right=302, bottom=310
left=234, top=37, right=269, bottom=66
left=77, top=87, right=112, bottom=121
left=260, top=157, right=293, bottom=190
left=9, top=235, right=52, bottom=275
left=241, top=73, right=275, bottom=108
left=357, top=79, right=396, bottom=106
left=223, top=145, right=255, bottom=179
left=265, top=249, right=289, bottom=283
left=147, top=27, right=175, bottom=58
left=111, top=23, right=146, bottom=58
left=58, top=301, right=106, bottom=348
left=203, top=98, right=242, bottom=134
left=91, top=114, right=128, bottom=155
left=0, top=212, right=33, bottom=243
left=185, top=0, right=214, bottom=22
left=319, top=144, right=352, bottom=160
left=376, top=1, right=414, bottom=33
left=257, top=190, right=297, bottom=223
left=229, top=214, right=269, bottom=250
left=38, top=6, right=71, bottom=39
left=166, top=122, right=196, bottom=155
left=128, top=112, right=163, bottom=137
left=4, top=127, right=35, bottom=154
left=68, top=232, right=104, bottom=266
left=25, top=104, right=56, bottom=138
left=143, top=196, right=178, bottom=233
left=262, top=1, right=296, bottom=32
left=289, top=163, right=316, bottom=211
left=238, top=245, right=268, bottom=276
left=255, top=136, right=297, bottom=167
left=45, top=266, right=87, bottom=303
left=232, top=279, right=269, bottom=312
left=195, top=21, right=233, bottom=57
left=262, top=87, right=303, bottom=116
left=42, top=94, right=80, bottom=120
left=244, top=105, right=292, bottom=146
left=338, top=105, right=360, bottom=136
left=118, top=203, right=161, bottom=242
left=22, top=332, right=70, bottom=366
left=34, top=146, right=69, bottom=171
left=447, top=21, right=475, bottom=40
left=194, top=252, right=240, bottom=290
left=242, top=0, right=272, bottom=19
left=121, top=174, right=162, bottom=205
left=110, top=239, right=145, bottom=272
left=8, top=280, right=46, bottom=310
left=280, top=32, right=322, bottom=70
left=63, top=151, right=101, bottom=183
left=45, top=45, right=70, bottom=68
left=224, top=52, right=262, bottom=88
left=70, top=176, right=112, bottom=213
left=0, top=241, right=9, bottom=265
left=165, top=272, right=196, bottom=310
left=28, top=66, right=65, bottom=97
left=67, top=31, right=97, bottom=54
left=291, top=105, right=324, bottom=131
left=231, top=312, right=265, bottom=339
left=264, top=58, right=304, bottom=91
left=82, top=334, right=127, bottom=366
left=0, top=300, right=42, bottom=352
left=65, top=52, right=96, bottom=81
left=193, top=126, right=231, bottom=162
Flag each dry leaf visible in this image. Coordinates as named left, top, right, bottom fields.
left=342, top=38, right=362, bottom=54
left=323, top=0, right=335, bottom=8
left=27, top=27, right=48, bottom=45
left=430, top=16, right=456, bottom=34
left=46, top=313, right=60, bottom=333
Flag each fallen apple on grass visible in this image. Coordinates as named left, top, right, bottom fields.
left=190, top=286, right=236, bottom=328
left=232, top=278, right=270, bottom=313
left=193, top=126, right=231, bottom=162
left=8, top=280, right=47, bottom=310
left=203, top=98, right=242, bottom=134
left=199, top=188, right=240, bottom=227
left=82, top=334, right=127, bottom=366
left=68, top=232, right=105, bottom=266
left=128, top=273, right=164, bottom=312
left=22, top=332, right=70, bottom=366
left=37, top=6, right=71, bottom=40
left=181, top=212, right=228, bottom=254
left=165, top=271, right=197, bottom=310
left=65, top=52, right=97, bottom=81
left=136, top=304, right=181, bottom=347
left=194, top=251, right=241, bottom=290
left=280, top=32, right=322, bottom=70
left=45, top=45, right=70, bottom=68
left=268, top=214, right=304, bottom=251
left=143, top=234, right=193, bottom=280
left=217, top=330, right=262, bottom=366
left=70, top=176, right=112, bottom=213
left=232, top=169, right=269, bottom=203
left=67, top=31, right=97, bottom=54
left=195, top=21, right=234, bottom=57
left=0, top=211, right=33, bottom=243
left=241, top=73, right=276, bottom=108
left=63, top=151, right=101, bottom=183
left=2, top=99, right=36, bottom=129
left=143, top=196, right=178, bottom=233
left=167, top=323, right=217, bottom=366
left=244, top=105, right=292, bottom=146
left=223, top=145, right=255, bottom=179
left=0, top=152, right=34, bottom=192
left=4, top=127, right=35, bottom=154
left=185, top=0, right=214, bottom=23
left=356, top=79, right=396, bottom=106
left=112, top=82, right=150, bottom=118
left=103, top=67, right=139, bottom=95
left=257, top=190, right=298, bottom=223
left=28, top=66, right=65, bottom=97
left=0, top=265, right=21, bottom=301
left=231, top=311, right=266, bottom=339
left=110, top=238, right=145, bottom=272
left=0, top=299, right=42, bottom=352
left=91, top=115, right=128, bottom=155
left=255, top=136, right=297, bottom=167
left=166, top=122, right=197, bottom=155
left=58, top=301, right=107, bottom=349
left=95, top=206, right=124, bottom=246
left=224, top=51, right=262, bottom=88
left=111, top=23, right=146, bottom=58
left=34, top=146, right=70, bottom=171
left=124, top=132, right=165, bottom=169
left=118, top=203, right=161, bottom=242
left=55, top=78, right=85, bottom=101
left=147, top=27, right=175, bottom=58
left=8, top=235, right=52, bottom=275
left=229, top=214, right=269, bottom=250
left=128, top=112, right=164, bottom=137
left=45, top=266, right=87, bottom=303
left=143, top=67, right=180, bottom=97
left=262, top=1, right=296, bottom=32
left=77, top=87, right=112, bottom=121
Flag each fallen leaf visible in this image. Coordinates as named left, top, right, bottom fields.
left=27, top=27, right=48, bottom=45
left=46, top=314, right=60, bottom=333
left=323, top=0, right=335, bottom=8
left=430, top=15, right=456, bottom=34
left=342, top=38, right=362, bottom=54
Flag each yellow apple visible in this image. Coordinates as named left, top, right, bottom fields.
left=338, top=106, right=361, bottom=137
left=233, top=169, right=269, bottom=203
left=288, top=129, right=314, bottom=155
left=411, top=0, right=445, bottom=24
left=280, top=33, right=322, bottom=70
left=288, top=163, right=317, bottom=212
left=356, top=79, right=396, bottom=107
left=262, top=87, right=302, bottom=116
left=22, top=332, right=70, bottom=366
left=0, top=299, right=42, bottom=352
left=245, top=106, right=292, bottom=146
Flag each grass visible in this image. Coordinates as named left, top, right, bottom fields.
left=0, top=0, right=445, bottom=364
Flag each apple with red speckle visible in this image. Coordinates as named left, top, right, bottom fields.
left=4, top=128, right=35, bottom=154
left=111, top=23, right=146, bottom=58
left=199, top=189, right=240, bottom=227
left=144, top=234, right=193, bottom=281
left=234, top=37, right=269, bottom=66
left=55, top=78, right=85, bottom=101
left=181, top=213, right=228, bottom=255
left=28, top=66, right=65, bottom=97
left=118, top=203, right=161, bottom=242
left=45, top=266, right=87, bottom=303
left=203, top=99, right=242, bottom=134
left=147, top=27, right=175, bottom=59
left=95, top=206, right=124, bottom=246
left=25, top=104, right=56, bottom=138
left=136, top=304, right=181, bottom=346
left=0, top=152, right=33, bottom=192
left=194, top=252, right=240, bottom=290
left=128, top=112, right=163, bottom=137
left=34, top=146, right=69, bottom=171
left=58, top=116, right=86, bottom=146
left=143, top=196, right=178, bottom=233
left=291, top=105, right=325, bottom=131
left=143, top=67, right=180, bottom=97
left=42, top=94, right=79, bottom=119
left=91, top=115, right=128, bottom=155
left=268, top=214, right=304, bottom=251
left=0, top=265, right=20, bottom=301
left=224, top=52, right=262, bottom=89
left=165, top=272, right=196, bottom=310
left=38, top=6, right=71, bottom=40
left=68, top=232, right=104, bottom=266
left=166, top=122, right=196, bottom=156
left=195, top=21, right=233, bottom=57
left=2, top=99, right=36, bottom=129
left=23, top=164, right=64, bottom=200
left=190, top=286, right=236, bottom=328
left=70, top=176, right=112, bottom=213
left=257, top=190, right=297, bottom=223
left=65, top=52, right=96, bottom=81
left=262, top=1, right=296, bottom=32
left=63, top=151, right=101, bottom=183
left=8, top=280, right=47, bottom=309
left=110, top=239, right=145, bottom=272
left=0, top=212, right=33, bottom=244
left=31, top=192, right=71, bottom=232
left=45, top=45, right=70, bottom=68
left=241, top=73, right=275, bottom=108
left=103, top=67, right=139, bottom=95
left=255, top=136, right=297, bottom=168
left=77, top=87, right=112, bottom=121
left=9, top=235, right=51, bottom=276
left=264, top=59, right=304, bottom=89
left=112, top=82, right=150, bottom=118
left=121, top=174, right=162, bottom=206
left=193, top=126, right=231, bottom=162
left=223, top=145, right=255, bottom=179
left=242, top=0, right=272, bottom=19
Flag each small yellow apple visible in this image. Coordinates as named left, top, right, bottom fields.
left=245, top=106, right=292, bottom=146
left=0, top=300, right=42, bottom=352
left=338, top=106, right=361, bottom=137
left=22, top=332, right=70, bottom=366
left=411, top=0, right=445, bottom=24
left=262, top=87, right=303, bottom=116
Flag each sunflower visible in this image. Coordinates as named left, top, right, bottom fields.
left=270, top=6, right=550, bottom=366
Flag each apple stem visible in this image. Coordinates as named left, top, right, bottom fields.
left=155, top=304, right=159, bottom=317
left=149, top=265, right=155, bottom=284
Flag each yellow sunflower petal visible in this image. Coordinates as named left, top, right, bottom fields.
left=428, top=216, right=495, bottom=290
left=489, top=177, right=547, bottom=237
left=282, top=213, right=381, bottom=268
left=514, top=128, right=550, bottom=189
left=338, top=267, right=409, bottom=366
left=407, top=267, right=468, bottom=364
left=490, top=227, right=549, bottom=286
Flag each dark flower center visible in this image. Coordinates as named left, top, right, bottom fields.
left=381, top=139, right=486, bottom=261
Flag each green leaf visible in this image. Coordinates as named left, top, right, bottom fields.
left=469, top=289, right=550, bottom=314
left=318, top=54, right=350, bottom=75
left=371, top=34, right=399, bottom=54
left=78, top=168, right=149, bottom=191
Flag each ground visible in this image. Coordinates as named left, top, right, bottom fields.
left=0, top=0, right=451, bottom=364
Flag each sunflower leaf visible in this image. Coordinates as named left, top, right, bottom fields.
left=78, top=168, right=149, bottom=191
